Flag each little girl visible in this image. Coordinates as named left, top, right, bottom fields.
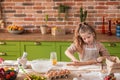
left=65, top=23, right=110, bottom=64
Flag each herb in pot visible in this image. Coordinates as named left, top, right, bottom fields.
left=79, top=7, right=87, bottom=23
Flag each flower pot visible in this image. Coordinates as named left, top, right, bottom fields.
left=40, top=25, right=47, bottom=34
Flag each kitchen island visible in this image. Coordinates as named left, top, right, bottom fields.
left=1, top=60, right=120, bottom=80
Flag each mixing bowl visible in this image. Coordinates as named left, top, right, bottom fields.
left=31, top=59, right=52, bottom=73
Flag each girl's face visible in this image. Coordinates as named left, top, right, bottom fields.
left=80, top=32, right=94, bottom=45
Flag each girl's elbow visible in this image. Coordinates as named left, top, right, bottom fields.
left=65, top=50, right=70, bottom=55
left=65, top=50, right=68, bottom=55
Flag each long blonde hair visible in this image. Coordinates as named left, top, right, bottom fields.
left=73, top=22, right=96, bottom=53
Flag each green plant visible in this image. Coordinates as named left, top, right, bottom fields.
left=58, top=4, right=70, bottom=13
left=42, top=14, right=48, bottom=27
left=80, top=7, right=87, bottom=22
left=58, top=4, right=70, bottom=20
left=45, top=14, right=48, bottom=24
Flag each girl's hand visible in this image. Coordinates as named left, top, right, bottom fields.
left=96, top=57, right=105, bottom=63
left=72, top=59, right=80, bottom=63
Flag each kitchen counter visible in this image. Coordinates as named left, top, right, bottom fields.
left=0, top=32, right=120, bottom=42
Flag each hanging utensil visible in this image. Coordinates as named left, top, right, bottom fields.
left=108, top=20, right=112, bottom=36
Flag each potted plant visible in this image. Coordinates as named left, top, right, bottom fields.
left=58, top=4, right=70, bottom=20
left=40, top=14, right=48, bottom=34
left=79, top=7, right=87, bottom=23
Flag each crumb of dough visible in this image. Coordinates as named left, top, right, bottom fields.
left=101, top=69, right=106, bottom=73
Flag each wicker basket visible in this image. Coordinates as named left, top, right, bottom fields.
left=106, top=56, right=120, bottom=73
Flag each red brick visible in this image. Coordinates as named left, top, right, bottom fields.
left=24, top=18, right=36, bottom=21
left=1, top=0, right=120, bottom=33
left=12, top=0, right=24, bottom=2
left=14, top=6, right=25, bottom=9
left=106, top=2, right=119, bottom=5
left=95, top=6, right=108, bottom=9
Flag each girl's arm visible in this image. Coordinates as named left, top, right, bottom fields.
left=65, top=43, right=79, bottom=62
left=98, top=42, right=110, bottom=56
left=65, top=50, right=79, bottom=62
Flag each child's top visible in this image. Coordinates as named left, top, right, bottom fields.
left=66, top=41, right=110, bottom=61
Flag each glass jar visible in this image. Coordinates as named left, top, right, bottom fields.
left=50, top=52, right=57, bottom=65
left=116, top=25, right=120, bottom=37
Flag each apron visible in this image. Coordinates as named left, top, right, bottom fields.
left=80, top=43, right=99, bottom=61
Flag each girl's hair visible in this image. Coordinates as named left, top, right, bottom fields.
left=73, top=22, right=96, bottom=53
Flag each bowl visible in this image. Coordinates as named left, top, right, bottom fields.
left=0, top=67, right=18, bottom=80
left=5, top=69, right=18, bottom=80
left=31, top=59, right=52, bottom=73
left=8, top=30, right=24, bottom=34
left=7, top=24, right=24, bottom=34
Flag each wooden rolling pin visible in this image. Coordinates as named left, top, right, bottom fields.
left=67, top=61, right=97, bottom=66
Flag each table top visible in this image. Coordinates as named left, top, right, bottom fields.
left=1, top=60, right=120, bottom=80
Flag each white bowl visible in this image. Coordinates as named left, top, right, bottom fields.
left=31, top=59, right=52, bottom=73
left=8, top=30, right=24, bottom=34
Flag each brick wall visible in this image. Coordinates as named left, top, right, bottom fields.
left=0, top=0, right=120, bottom=33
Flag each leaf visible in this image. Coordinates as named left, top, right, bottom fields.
left=83, top=10, right=87, bottom=22
left=79, top=7, right=87, bottom=22
left=80, top=7, right=84, bottom=22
